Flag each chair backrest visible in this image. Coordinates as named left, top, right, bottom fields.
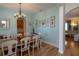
left=1, top=40, right=17, bottom=56
left=20, top=37, right=31, bottom=49
left=37, top=33, right=41, bottom=39
left=33, top=35, right=39, bottom=40
left=32, top=35, right=39, bottom=45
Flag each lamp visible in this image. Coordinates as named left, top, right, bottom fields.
left=14, top=3, right=26, bottom=18
left=71, top=20, right=77, bottom=27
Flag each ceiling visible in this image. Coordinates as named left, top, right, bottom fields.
left=65, top=7, right=79, bottom=20
left=0, top=3, right=62, bottom=14
left=1, top=3, right=79, bottom=19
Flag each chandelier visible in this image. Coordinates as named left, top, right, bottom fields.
left=14, top=3, right=26, bottom=18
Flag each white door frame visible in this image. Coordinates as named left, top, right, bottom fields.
left=59, top=5, right=65, bottom=54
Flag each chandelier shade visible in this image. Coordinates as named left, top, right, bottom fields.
left=14, top=3, right=26, bottom=18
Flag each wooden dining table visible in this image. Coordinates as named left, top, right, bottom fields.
left=0, top=34, right=40, bottom=56
left=0, top=35, right=34, bottom=47
left=0, top=36, right=30, bottom=54
left=0, top=38, right=16, bottom=44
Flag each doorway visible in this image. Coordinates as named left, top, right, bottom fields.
left=64, top=7, right=79, bottom=55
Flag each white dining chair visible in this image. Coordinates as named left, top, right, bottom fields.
left=30, top=35, right=40, bottom=55
left=1, top=40, right=17, bottom=56
left=20, top=37, right=31, bottom=56
left=37, top=33, right=42, bottom=48
left=74, top=33, right=79, bottom=41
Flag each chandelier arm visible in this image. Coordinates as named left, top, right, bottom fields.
left=14, top=3, right=26, bottom=18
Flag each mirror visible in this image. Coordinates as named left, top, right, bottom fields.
left=0, top=20, right=9, bottom=29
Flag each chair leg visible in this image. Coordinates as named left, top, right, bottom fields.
left=37, top=45, right=39, bottom=55
left=2, top=48, right=4, bottom=56
left=40, top=40, right=42, bottom=48
left=32, top=47, right=34, bottom=56
left=21, top=51, right=22, bottom=56
left=28, top=49, right=30, bottom=56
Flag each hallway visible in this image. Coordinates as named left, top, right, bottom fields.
left=64, top=37, right=79, bottom=56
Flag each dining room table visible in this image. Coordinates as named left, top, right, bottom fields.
left=0, top=33, right=40, bottom=56
left=0, top=35, right=32, bottom=55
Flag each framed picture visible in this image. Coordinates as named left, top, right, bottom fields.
left=50, top=16, right=55, bottom=27
left=0, top=19, right=10, bottom=29
left=38, top=19, right=44, bottom=27
left=46, top=18, right=50, bottom=27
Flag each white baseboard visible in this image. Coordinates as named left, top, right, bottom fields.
left=41, top=40, right=58, bottom=48
left=41, top=40, right=65, bottom=54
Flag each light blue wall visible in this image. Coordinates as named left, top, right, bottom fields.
left=0, top=6, right=33, bottom=36
left=0, top=5, right=59, bottom=47
left=33, top=6, right=59, bottom=47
